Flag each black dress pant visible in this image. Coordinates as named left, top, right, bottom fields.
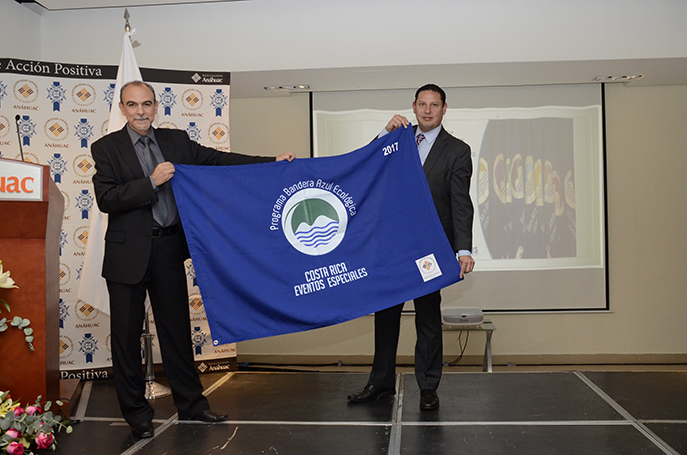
left=106, top=231, right=208, bottom=426
left=368, top=290, right=443, bottom=391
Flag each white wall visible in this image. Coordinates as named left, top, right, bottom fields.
left=229, top=94, right=310, bottom=157
left=0, top=0, right=41, bottom=59
left=27, top=0, right=687, bottom=73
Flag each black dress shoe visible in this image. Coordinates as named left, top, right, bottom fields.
left=178, top=409, right=229, bottom=422
left=131, top=421, right=154, bottom=438
left=420, top=389, right=439, bottom=410
left=347, top=384, right=396, bottom=403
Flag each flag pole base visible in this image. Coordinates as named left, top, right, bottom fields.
left=145, top=380, right=172, bottom=400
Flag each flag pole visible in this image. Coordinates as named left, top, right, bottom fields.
left=124, top=8, right=131, bottom=32
left=126, top=9, right=170, bottom=401
left=123, top=8, right=170, bottom=400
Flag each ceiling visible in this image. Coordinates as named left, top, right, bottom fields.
left=15, top=1, right=687, bottom=98
left=16, top=0, right=241, bottom=10
left=231, top=57, right=687, bottom=98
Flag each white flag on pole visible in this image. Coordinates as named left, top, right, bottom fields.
left=77, top=30, right=142, bottom=314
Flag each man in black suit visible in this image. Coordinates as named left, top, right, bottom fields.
left=347, top=84, right=474, bottom=410
left=92, top=80, right=294, bottom=438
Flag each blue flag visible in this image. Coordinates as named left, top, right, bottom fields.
left=172, top=126, right=462, bottom=344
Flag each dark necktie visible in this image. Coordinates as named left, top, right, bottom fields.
left=416, top=133, right=426, bottom=147
left=140, top=136, right=168, bottom=226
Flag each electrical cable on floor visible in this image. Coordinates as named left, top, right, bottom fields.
left=448, top=331, right=470, bottom=366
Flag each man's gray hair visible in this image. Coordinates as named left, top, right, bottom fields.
left=119, top=80, right=157, bottom=103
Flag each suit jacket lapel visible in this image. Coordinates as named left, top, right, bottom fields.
left=113, top=126, right=146, bottom=179
left=422, top=126, right=447, bottom=176
left=154, top=128, right=175, bottom=162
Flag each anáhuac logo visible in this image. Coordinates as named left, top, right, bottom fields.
left=13, top=80, right=39, bottom=104
left=44, top=118, right=69, bottom=142
left=59, top=336, right=73, bottom=358
left=188, top=293, right=204, bottom=314
left=75, top=299, right=99, bottom=322
left=71, top=83, right=96, bottom=107
left=59, top=263, right=71, bottom=286
left=282, top=188, right=348, bottom=256
left=208, top=122, right=229, bottom=144
left=182, top=89, right=203, bottom=111
left=0, top=115, right=11, bottom=139
left=73, top=225, right=90, bottom=248
left=415, top=253, right=443, bottom=282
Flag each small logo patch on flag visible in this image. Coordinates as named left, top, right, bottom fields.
left=416, top=253, right=442, bottom=282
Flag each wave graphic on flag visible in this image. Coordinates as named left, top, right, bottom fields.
left=289, top=198, right=340, bottom=248
left=171, top=125, right=463, bottom=344
left=296, top=220, right=338, bottom=247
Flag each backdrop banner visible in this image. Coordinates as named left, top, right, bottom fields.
left=0, top=57, right=236, bottom=378
left=172, top=125, right=463, bottom=344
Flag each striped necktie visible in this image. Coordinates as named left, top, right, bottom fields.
left=416, top=133, right=425, bottom=147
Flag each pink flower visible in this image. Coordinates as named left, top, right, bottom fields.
left=13, top=406, right=24, bottom=416
left=6, top=428, right=21, bottom=439
left=25, top=405, right=41, bottom=416
left=6, top=441, right=24, bottom=455
left=35, top=432, right=54, bottom=449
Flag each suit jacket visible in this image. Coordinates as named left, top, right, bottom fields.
left=419, top=126, right=473, bottom=253
left=91, top=126, right=274, bottom=285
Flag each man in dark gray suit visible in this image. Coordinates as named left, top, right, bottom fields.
left=92, top=81, right=294, bottom=438
left=347, top=84, right=474, bottom=410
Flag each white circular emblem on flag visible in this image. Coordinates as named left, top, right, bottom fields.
left=282, top=188, right=348, bottom=256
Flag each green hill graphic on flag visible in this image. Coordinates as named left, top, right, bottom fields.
left=287, top=198, right=340, bottom=248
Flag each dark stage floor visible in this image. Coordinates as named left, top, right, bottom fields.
left=50, top=370, right=686, bottom=454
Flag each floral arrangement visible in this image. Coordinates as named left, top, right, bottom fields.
left=0, top=261, right=33, bottom=351
left=0, top=391, right=72, bottom=454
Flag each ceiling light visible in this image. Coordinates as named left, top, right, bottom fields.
left=264, top=85, right=312, bottom=91
left=592, top=75, right=645, bottom=83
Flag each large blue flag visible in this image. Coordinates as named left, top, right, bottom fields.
left=172, top=126, right=462, bottom=344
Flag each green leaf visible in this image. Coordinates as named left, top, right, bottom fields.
left=25, top=336, right=34, bottom=343
left=24, top=328, right=33, bottom=336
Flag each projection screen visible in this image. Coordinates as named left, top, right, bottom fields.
left=312, top=84, right=607, bottom=312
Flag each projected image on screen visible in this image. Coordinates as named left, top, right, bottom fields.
left=478, top=118, right=576, bottom=260
left=312, top=84, right=607, bottom=311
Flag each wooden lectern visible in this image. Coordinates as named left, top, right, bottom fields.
left=0, top=158, right=63, bottom=404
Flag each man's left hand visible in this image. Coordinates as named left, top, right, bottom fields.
left=458, top=255, right=475, bottom=279
left=276, top=152, right=296, bottom=162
